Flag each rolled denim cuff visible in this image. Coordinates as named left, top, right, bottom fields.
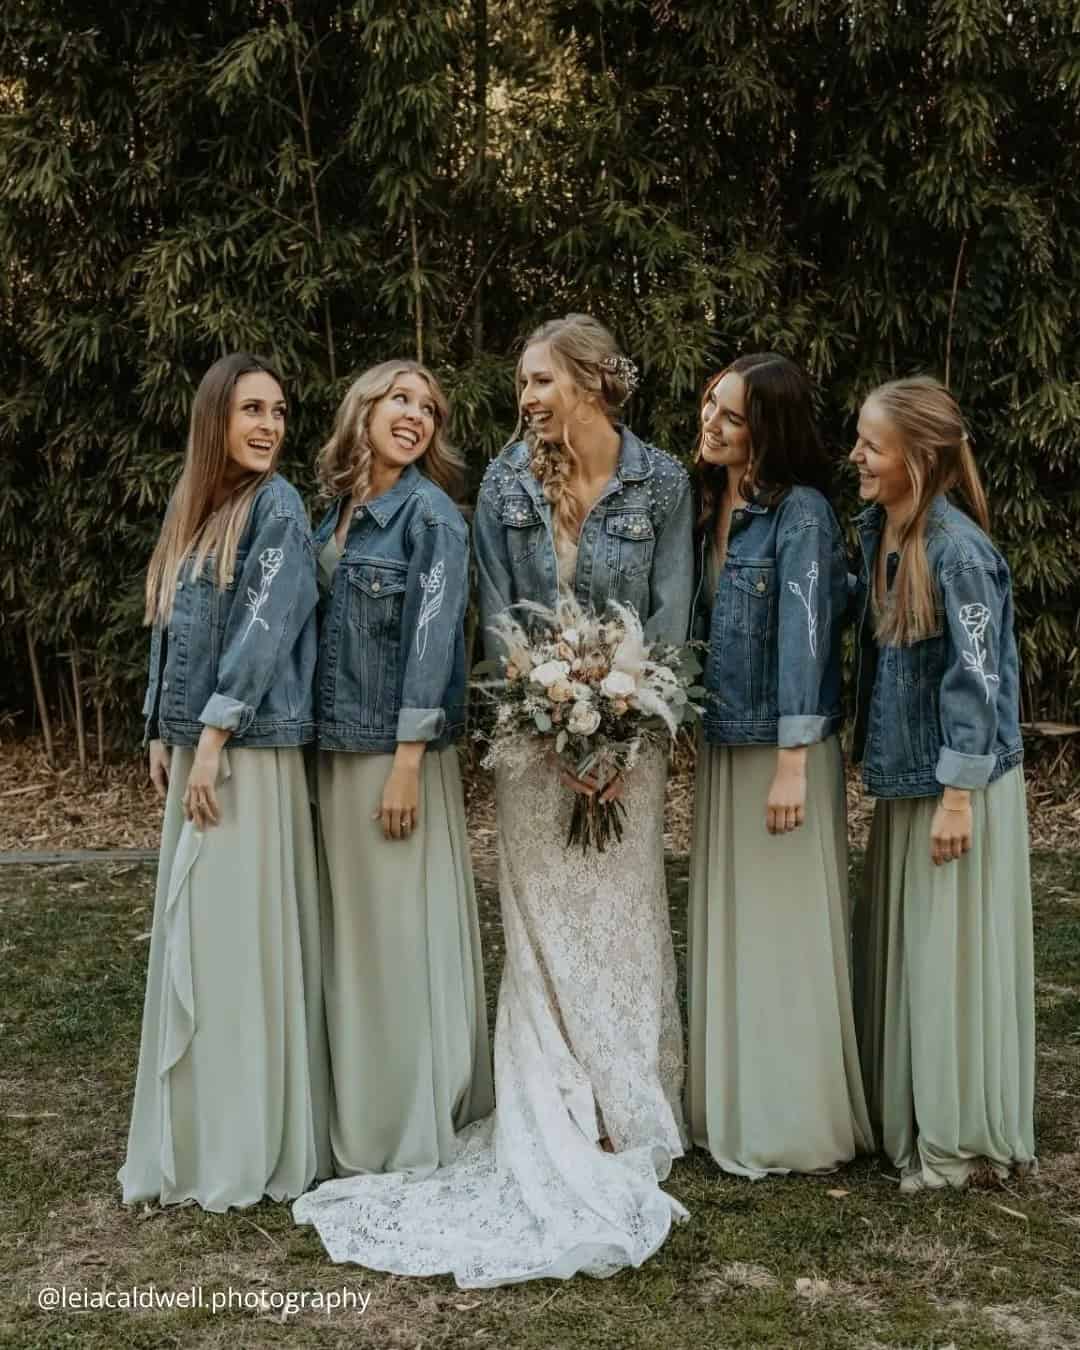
left=935, top=746, right=996, bottom=790
left=199, top=692, right=255, bottom=734
left=777, top=714, right=828, bottom=748
left=396, top=706, right=446, bottom=743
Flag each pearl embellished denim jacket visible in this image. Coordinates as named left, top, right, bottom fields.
left=474, top=426, right=694, bottom=654
left=312, top=465, right=468, bottom=753
left=142, top=474, right=317, bottom=748
left=696, top=486, right=847, bottom=748
left=852, top=497, right=1024, bottom=798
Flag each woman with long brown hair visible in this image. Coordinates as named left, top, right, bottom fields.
left=294, top=359, right=492, bottom=1181
left=850, top=375, right=1034, bottom=1191
left=120, top=352, right=329, bottom=1211
left=686, top=353, right=871, bottom=1177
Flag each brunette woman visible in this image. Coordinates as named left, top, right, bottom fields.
left=120, top=353, right=329, bottom=1211
left=686, top=353, right=872, bottom=1178
left=850, top=375, right=1035, bottom=1191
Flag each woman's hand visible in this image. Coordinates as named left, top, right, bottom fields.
left=930, top=787, right=973, bottom=865
left=766, top=746, right=808, bottom=835
left=148, top=739, right=171, bottom=800
left=558, top=762, right=623, bottom=801
left=182, top=725, right=231, bottom=829
left=375, top=742, right=425, bottom=840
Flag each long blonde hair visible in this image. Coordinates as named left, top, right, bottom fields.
left=868, top=375, right=990, bottom=645
left=144, top=353, right=284, bottom=625
left=513, top=314, right=634, bottom=538
left=315, top=360, right=462, bottom=503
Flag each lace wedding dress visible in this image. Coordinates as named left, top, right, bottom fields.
left=293, top=744, right=688, bottom=1287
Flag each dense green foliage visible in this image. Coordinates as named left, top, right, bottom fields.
left=1, top=0, right=1077, bottom=745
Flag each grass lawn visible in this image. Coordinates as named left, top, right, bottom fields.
left=1, top=851, right=1078, bottom=1350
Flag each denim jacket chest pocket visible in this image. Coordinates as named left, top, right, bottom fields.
left=187, top=549, right=247, bottom=622
left=605, top=510, right=655, bottom=580
left=501, top=494, right=544, bottom=562
left=347, top=559, right=409, bottom=636
left=895, top=620, right=946, bottom=687
left=728, top=559, right=777, bottom=640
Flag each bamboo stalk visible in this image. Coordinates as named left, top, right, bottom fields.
left=57, top=670, right=70, bottom=728
left=95, top=698, right=105, bottom=769
left=25, top=624, right=55, bottom=767
left=70, top=649, right=87, bottom=772
left=410, top=209, right=424, bottom=364
left=94, top=656, right=106, bottom=769
left=944, top=231, right=968, bottom=390
left=288, top=2, right=337, bottom=382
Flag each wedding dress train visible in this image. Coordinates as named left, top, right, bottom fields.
left=293, top=747, right=687, bottom=1287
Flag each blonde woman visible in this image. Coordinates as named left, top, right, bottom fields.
left=120, top=353, right=330, bottom=1211
left=850, top=376, right=1035, bottom=1191
left=299, top=360, right=492, bottom=1178
left=295, top=316, right=693, bottom=1286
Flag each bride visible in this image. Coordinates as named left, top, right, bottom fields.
left=294, top=313, right=695, bottom=1286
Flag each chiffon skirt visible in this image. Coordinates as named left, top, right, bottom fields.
left=119, top=746, right=331, bottom=1211
left=853, top=766, right=1036, bottom=1187
left=686, top=737, right=873, bottom=1177
left=315, top=748, right=494, bottom=1176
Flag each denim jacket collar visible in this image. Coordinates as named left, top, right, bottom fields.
left=361, top=463, right=423, bottom=529
left=506, top=424, right=655, bottom=498
left=855, top=496, right=950, bottom=546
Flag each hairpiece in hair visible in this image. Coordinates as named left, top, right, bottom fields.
left=600, top=354, right=640, bottom=397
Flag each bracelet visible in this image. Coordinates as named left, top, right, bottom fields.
left=939, top=803, right=970, bottom=813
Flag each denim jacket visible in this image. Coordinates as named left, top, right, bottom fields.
left=313, top=465, right=468, bottom=753
left=143, top=474, right=317, bottom=748
left=852, top=497, right=1024, bottom=798
left=696, top=486, right=847, bottom=748
left=474, top=426, right=693, bottom=654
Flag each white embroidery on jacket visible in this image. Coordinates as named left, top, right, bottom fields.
left=242, top=547, right=284, bottom=641
left=958, top=602, right=1000, bottom=704
left=416, top=560, right=446, bottom=660
left=786, top=561, right=819, bottom=659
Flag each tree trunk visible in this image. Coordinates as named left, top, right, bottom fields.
left=26, top=624, right=55, bottom=767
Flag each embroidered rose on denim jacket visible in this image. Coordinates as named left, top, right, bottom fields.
left=958, top=602, right=1000, bottom=704
left=242, top=547, right=285, bottom=641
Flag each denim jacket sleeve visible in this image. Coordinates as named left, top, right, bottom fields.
left=199, top=511, right=317, bottom=734
left=645, top=477, right=693, bottom=645
left=776, top=519, right=837, bottom=748
left=395, top=516, right=468, bottom=743
left=935, top=558, right=1007, bottom=789
left=141, top=622, right=164, bottom=746
left=474, top=473, right=515, bottom=661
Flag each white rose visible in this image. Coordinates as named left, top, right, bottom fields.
left=567, top=702, right=602, bottom=736
left=530, top=659, right=571, bottom=688
left=600, top=670, right=636, bottom=699
left=570, top=682, right=592, bottom=701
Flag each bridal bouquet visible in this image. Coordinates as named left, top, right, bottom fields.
left=473, top=597, right=703, bottom=853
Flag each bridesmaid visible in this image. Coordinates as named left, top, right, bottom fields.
left=850, top=375, right=1035, bottom=1191
left=686, top=353, right=872, bottom=1177
left=121, top=352, right=330, bottom=1210
left=311, top=359, right=493, bottom=1177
